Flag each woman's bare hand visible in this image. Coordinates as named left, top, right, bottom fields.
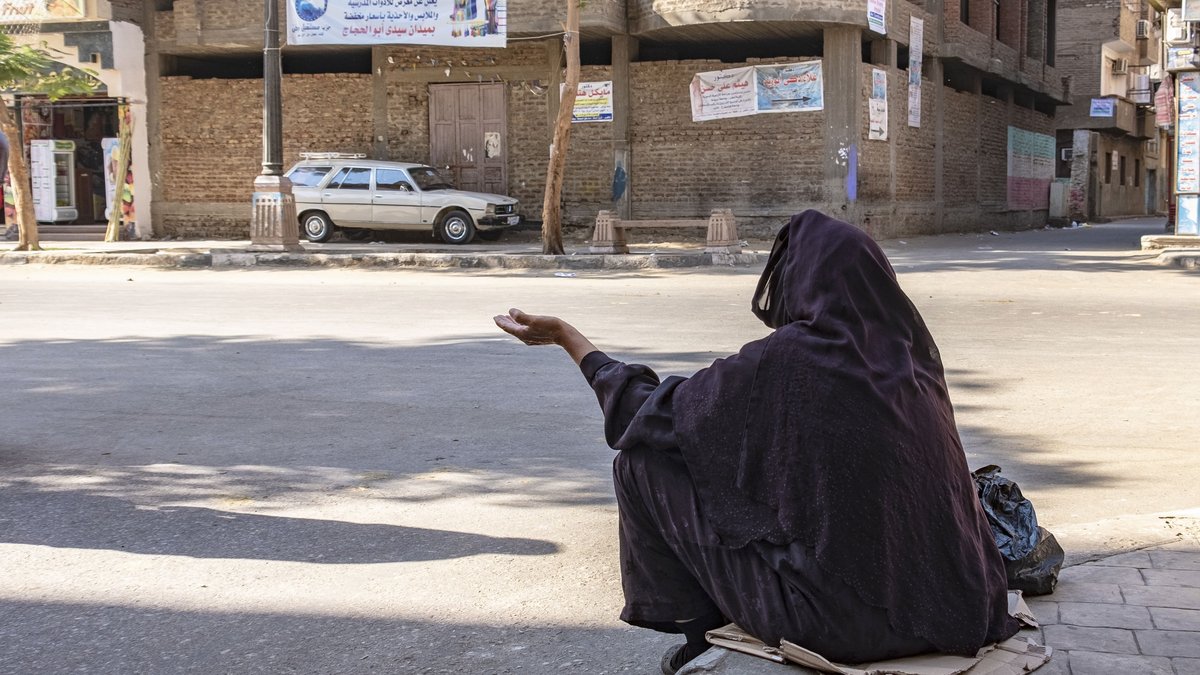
left=494, top=308, right=599, bottom=365
left=494, top=308, right=566, bottom=346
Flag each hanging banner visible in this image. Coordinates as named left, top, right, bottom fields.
left=571, top=81, right=613, bottom=123
left=755, top=62, right=824, bottom=113
left=869, top=68, right=888, bottom=141
left=690, top=62, right=824, bottom=121
left=1180, top=195, right=1200, bottom=235
left=690, top=66, right=758, bottom=121
left=1007, top=127, right=1055, bottom=210
left=868, top=0, right=887, bottom=35
left=1156, top=74, right=1175, bottom=129
left=1177, top=71, right=1200, bottom=194
left=908, top=16, right=924, bottom=128
left=102, top=137, right=119, bottom=221
left=1089, top=98, right=1116, bottom=117
left=287, top=0, right=507, bottom=47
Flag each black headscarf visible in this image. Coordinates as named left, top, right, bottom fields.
left=673, top=210, right=1016, bottom=655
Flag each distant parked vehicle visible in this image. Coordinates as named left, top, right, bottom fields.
left=284, top=153, right=521, bottom=244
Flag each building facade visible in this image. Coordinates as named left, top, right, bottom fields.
left=1054, top=0, right=1168, bottom=221
left=139, top=0, right=1067, bottom=239
left=2, top=0, right=151, bottom=238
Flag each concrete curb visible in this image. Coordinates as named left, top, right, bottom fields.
left=0, top=249, right=768, bottom=270
left=1154, top=249, right=1200, bottom=270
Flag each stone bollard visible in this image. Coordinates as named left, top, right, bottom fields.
left=705, top=209, right=741, bottom=254
left=590, top=210, right=630, bottom=254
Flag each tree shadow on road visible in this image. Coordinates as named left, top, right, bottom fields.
left=0, top=490, right=557, bottom=563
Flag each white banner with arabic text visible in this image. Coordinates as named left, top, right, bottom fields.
left=287, top=0, right=506, bottom=47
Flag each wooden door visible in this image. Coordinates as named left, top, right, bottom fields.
left=429, top=83, right=507, bottom=195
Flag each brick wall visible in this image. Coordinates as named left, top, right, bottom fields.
left=159, top=73, right=372, bottom=236
left=108, top=0, right=142, bottom=25
left=510, top=0, right=625, bottom=33
left=1055, top=0, right=1120, bottom=97
left=628, top=58, right=825, bottom=226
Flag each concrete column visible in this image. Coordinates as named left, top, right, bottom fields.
left=929, top=0, right=946, bottom=230
left=870, top=39, right=897, bottom=67
left=142, top=1, right=163, bottom=237
left=823, top=26, right=863, bottom=209
left=611, top=35, right=637, bottom=220
left=372, top=46, right=388, bottom=159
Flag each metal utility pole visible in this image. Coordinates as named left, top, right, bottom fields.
left=250, top=0, right=301, bottom=250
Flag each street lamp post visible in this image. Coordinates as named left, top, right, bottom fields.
left=250, top=0, right=301, bottom=250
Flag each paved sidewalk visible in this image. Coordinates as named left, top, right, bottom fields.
left=682, top=539, right=1200, bottom=675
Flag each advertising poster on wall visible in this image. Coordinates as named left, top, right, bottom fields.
left=755, top=62, right=824, bottom=113
left=1176, top=71, right=1200, bottom=194
left=287, top=0, right=507, bottom=47
left=690, top=66, right=758, bottom=121
left=908, top=16, right=924, bottom=128
left=690, top=63, right=825, bottom=122
left=1006, top=127, right=1055, bottom=210
left=869, top=68, right=888, bottom=141
left=1178, top=195, right=1200, bottom=235
left=868, top=0, right=887, bottom=35
left=571, top=82, right=614, bottom=123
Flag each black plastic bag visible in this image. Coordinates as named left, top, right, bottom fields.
left=972, top=465, right=1064, bottom=596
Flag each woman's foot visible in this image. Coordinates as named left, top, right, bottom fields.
left=660, top=642, right=708, bottom=675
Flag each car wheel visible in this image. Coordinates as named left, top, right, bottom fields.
left=302, top=212, right=334, bottom=243
left=437, top=209, right=475, bottom=245
left=343, top=228, right=373, bottom=241
left=476, top=230, right=503, bottom=242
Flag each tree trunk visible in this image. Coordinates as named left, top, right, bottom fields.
left=540, top=0, right=580, bottom=255
left=0, top=101, right=40, bottom=252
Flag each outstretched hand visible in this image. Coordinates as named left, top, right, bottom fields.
left=494, top=308, right=600, bottom=365
left=493, top=308, right=564, bottom=346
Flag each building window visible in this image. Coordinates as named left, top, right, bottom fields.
left=1135, top=159, right=1141, bottom=187
left=962, top=0, right=970, bottom=25
left=1046, top=0, right=1056, bottom=66
left=1105, top=154, right=1113, bottom=184
left=1119, top=155, right=1127, bottom=186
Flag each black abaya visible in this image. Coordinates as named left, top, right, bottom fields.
left=583, top=352, right=938, bottom=663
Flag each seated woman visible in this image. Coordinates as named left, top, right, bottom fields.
left=494, top=211, right=1017, bottom=674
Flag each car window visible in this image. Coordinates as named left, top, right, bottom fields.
left=376, top=169, right=413, bottom=192
left=329, top=167, right=372, bottom=190
left=408, top=167, right=455, bottom=191
left=286, top=165, right=332, bottom=187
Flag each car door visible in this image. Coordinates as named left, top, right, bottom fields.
left=321, top=166, right=372, bottom=224
left=371, top=168, right=424, bottom=229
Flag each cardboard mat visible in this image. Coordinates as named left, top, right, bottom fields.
left=705, top=592, right=1051, bottom=675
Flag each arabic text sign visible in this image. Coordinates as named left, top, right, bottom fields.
left=1177, top=71, right=1200, bottom=194
left=0, top=0, right=84, bottom=21
left=1089, top=98, right=1115, bottom=117
left=571, top=81, right=613, bottom=123
left=690, top=66, right=758, bottom=122
left=868, top=0, right=886, bottom=35
left=908, top=16, right=923, bottom=128
left=756, top=62, right=824, bottom=113
left=1007, top=127, right=1055, bottom=210
left=869, top=68, right=887, bottom=141
left=287, top=0, right=507, bottom=47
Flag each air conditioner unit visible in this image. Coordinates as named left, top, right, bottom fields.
left=1137, top=20, right=1152, bottom=39
left=1112, top=58, right=1130, bottom=75
left=1167, top=8, right=1191, bottom=44
left=1060, top=148, right=1073, bottom=162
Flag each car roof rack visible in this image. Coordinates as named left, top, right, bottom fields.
left=299, top=152, right=368, bottom=160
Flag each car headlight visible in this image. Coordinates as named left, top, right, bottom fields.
left=485, top=204, right=497, bottom=216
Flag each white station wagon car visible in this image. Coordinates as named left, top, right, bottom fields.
left=284, top=154, right=521, bottom=244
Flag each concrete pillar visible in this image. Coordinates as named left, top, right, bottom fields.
left=142, top=1, right=163, bottom=237
left=611, top=35, right=637, bottom=220
left=1068, top=129, right=1094, bottom=221
left=929, top=0, right=946, bottom=231
left=372, top=46, right=388, bottom=159
left=870, top=39, right=897, bottom=68
left=823, top=26, right=863, bottom=209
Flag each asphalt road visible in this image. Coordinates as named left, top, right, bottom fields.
left=0, top=218, right=1196, bottom=674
